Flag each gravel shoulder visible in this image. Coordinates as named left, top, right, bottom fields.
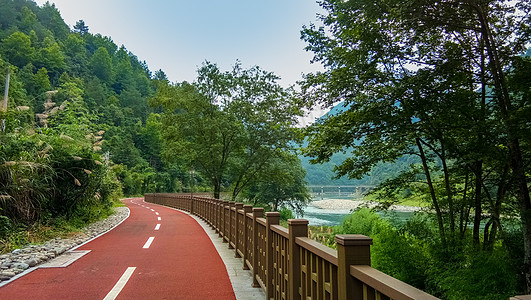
left=0, top=206, right=129, bottom=284
left=310, top=199, right=421, bottom=212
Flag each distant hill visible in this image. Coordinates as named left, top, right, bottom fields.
left=300, top=102, right=418, bottom=186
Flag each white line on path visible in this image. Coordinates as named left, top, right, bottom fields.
left=103, top=267, right=136, bottom=300
left=155, top=212, right=159, bottom=215
left=157, top=217, right=161, bottom=221
left=143, top=237, right=155, bottom=249
left=150, top=209, right=155, bottom=212
left=155, top=224, right=161, bottom=230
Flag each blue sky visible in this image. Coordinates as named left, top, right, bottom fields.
left=34, top=0, right=325, bottom=89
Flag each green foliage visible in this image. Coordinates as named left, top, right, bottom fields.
left=90, top=47, right=112, bottom=82
left=35, top=36, right=65, bottom=80
left=245, top=152, right=311, bottom=215
left=335, top=209, right=522, bottom=298
left=301, top=0, right=531, bottom=295
left=73, top=20, right=88, bottom=36
left=278, top=207, right=294, bottom=221
left=152, top=61, right=305, bottom=201
left=1, top=31, right=35, bottom=67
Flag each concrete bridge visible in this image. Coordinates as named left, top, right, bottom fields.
left=308, top=185, right=375, bottom=199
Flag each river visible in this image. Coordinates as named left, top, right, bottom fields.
left=299, top=197, right=419, bottom=226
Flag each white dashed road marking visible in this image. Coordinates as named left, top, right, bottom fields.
left=155, top=212, right=159, bottom=215
left=103, top=267, right=136, bottom=300
left=157, top=217, right=161, bottom=221
left=155, top=224, right=161, bottom=230
left=143, top=237, right=155, bottom=249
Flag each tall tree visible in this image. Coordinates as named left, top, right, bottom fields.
left=1, top=32, right=35, bottom=67
left=73, top=20, right=89, bottom=36
left=90, top=47, right=112, bottom=82
left=151, top=62, right=303, bottom=199
left=301, top=0, right=531, bottom=290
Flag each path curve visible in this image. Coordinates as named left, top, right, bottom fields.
left=0, top=198, right=236, bottom=300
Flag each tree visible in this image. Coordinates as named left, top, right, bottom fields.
left=90, top=47, right=113, bottom=82
left=32, top=67, right=52, bottom=112
left=63, top=34, right=88, bottom=76
left=301, top=0, right=531, bottom=291
left=151, top=80, right=241, bottom=199
left=245, top=152, right=310, bottom=215
left=73, top=20, right=89, bottom=36
left=1, top=32, right=35, bottom=67
left=35, top=37, right=66, bottom=80
left=151, top=62, right=303, bottom=199
left=153, top=69, right=168, bottom=83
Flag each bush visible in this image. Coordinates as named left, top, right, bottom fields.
left=279, top=207, right=294, bottom=221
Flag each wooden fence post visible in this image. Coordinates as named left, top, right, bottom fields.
left=266, top=212, right=280, bottom=299
left=335, top=234, right=372, bottom=300
left=252, top=207, right=264, bottom=288
left=190, top=195, right=194, bottom=214
left=209, top=199, right=215, bottom=229
left=234, top=203, right=243, bottom=258
left=218, top=200, right=224, bottom=238
left=222, top=201, right=229, bottom=241
left=288, top=219, right=308, bottom=300
left=242, top=205, right=252, bottom=270
left=228, top=202, right=236, bottom=249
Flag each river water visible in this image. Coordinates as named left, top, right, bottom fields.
left=299, top=197, right=417, bottom=226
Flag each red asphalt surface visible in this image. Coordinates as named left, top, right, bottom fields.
left=0, top=198, right=236, bottom=300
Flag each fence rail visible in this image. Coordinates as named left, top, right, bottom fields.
left=145, top=193, right=438, bottom=300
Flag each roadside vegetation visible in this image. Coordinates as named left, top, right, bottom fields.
left=0, top=0, right=310, bottom=253
left=300, top=0, right=531, bottom=297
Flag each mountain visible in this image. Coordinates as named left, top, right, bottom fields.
left=300, top=102, right=418, bottom=187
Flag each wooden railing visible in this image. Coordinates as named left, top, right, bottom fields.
left=145, top=193, right=439, bottom=300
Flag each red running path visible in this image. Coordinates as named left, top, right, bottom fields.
left=0, top=198, right=236, bottom=300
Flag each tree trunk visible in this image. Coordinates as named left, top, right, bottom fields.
left=474, top=4, right=531, bottom=292
left=416, top=138, right=446, bottom=245
left=472, top=160, right=483, bottom=248
left=214, top=180, right=221, bottom=199
left=459, top=171, right=469, bottom=238
left=440, top=141, right=455, bottom=233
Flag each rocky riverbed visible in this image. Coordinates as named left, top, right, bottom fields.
left=310, top=199, right=421, bottom=212
left=0, top=206, right=129, bottom=283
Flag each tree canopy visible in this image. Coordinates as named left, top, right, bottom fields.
left=301, top=0, right=531, bottom=294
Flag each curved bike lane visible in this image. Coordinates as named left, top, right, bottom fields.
left=0, top=198, right=236, bottom=300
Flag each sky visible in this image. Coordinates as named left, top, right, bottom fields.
left=33, top=0, right=324, bottom=86
left=33, top=0, right=328, bottom=125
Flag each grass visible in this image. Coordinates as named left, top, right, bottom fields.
left=0, top=200, right=120, bottom=254
left=363, top=192, right=430, bottom=208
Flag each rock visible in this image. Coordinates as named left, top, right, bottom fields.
left=13, top=263, right=29, bottom=270
left=0, top=206, right=128, bottom=282
left=53, top=247, right=66, bottom=255
left=24, top=259, right=39, bottom=267
left=0, top=271, right=16, bottom=280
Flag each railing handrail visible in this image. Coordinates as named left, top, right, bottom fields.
left=144, top=193, right=438, bottom=300
left=350, top=265, right=439, bottom=300
left=296, top=236, right=339, bottom=266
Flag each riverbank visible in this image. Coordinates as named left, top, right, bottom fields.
left=310, top=199, right=422, bottom=212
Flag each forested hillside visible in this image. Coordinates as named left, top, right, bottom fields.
left=0, top=0, right=174, bottom=249
left=301, top=102, right=419, bottom=186
left=0, top=0, right=310, bottom=249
